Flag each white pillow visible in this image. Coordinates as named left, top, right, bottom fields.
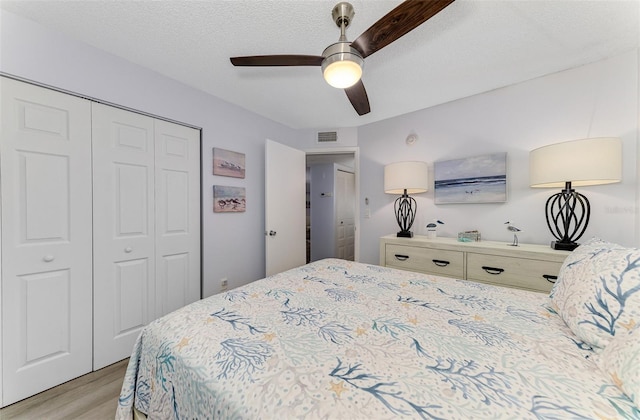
left=551, top=237, right=640, bottom=350
left=597, top=325, right=640, bottom=409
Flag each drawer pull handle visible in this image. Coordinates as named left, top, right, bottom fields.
left=394, top=254, right=409, bottom=261
left=482, top=266, right=504, bottom=275
left=432, top=259, right=450, bottom=267
left=543, top=274, right=558, bottom=283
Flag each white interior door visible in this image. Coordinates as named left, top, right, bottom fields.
left=1, top=78, right=93, bottom=406
left=265, top=140, right=306, bottom=276
left=154, top=119, right=201, bottom=318
left=335, top=169, right=355, bottom=261
left=92, top=103, right=156, bottom=370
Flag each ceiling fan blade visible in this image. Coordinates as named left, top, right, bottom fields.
left=351, top=0, right=456, bottom=58
left=230, top=55, right=324, bottom=67
left=345, top=80, right=370, bottom=116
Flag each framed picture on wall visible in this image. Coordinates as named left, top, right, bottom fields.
left=434, top=152, right=507, bottom=204
left=213, top=185, right=246, bottom=212
left=213, top=148, right=245, bottom=178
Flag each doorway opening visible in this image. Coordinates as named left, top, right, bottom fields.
left=305, top=149, right=359, bottom=263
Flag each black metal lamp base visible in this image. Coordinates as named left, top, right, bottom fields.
left=397, top=231, right=413, bottom=238
left=394, top=191, right=417, bottom=240
left=545, top=182, right=590, bottom=252
left=551, top=240, right=579, bottom=251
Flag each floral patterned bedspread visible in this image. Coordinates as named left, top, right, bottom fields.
left=116, top=259, right=638, bottom=419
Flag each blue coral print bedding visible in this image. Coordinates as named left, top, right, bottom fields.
left=116, top=259, right=638, bottom=419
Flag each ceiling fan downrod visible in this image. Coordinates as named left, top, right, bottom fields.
left=333, top=1, right=354, bottom=40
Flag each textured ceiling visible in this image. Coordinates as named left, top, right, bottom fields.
left=1, top=0, right=638, bottom=130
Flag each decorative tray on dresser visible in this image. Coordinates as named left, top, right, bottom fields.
left=379, top=234, right=572, bottom=293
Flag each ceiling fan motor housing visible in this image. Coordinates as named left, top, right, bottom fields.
left=322, top=42, right=364, bottom=65
left=321, top=42, right=364, bottom=88
left=332, top=2, right=355, bottom=28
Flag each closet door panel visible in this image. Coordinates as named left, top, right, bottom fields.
left=114, top=258, right=149, bottom=334
left=155, top=120, right=201, bottom=318
left=20, top=152, right=70, bottom=240
left=160, top=253, right=188, bottom=315
left=1, top=78, right=92, bottom=406
left=92, top=103, right=155, bottom=370
left=115, top=163, right=150, bottom=235
left=21, top=270, right=71, bottom=361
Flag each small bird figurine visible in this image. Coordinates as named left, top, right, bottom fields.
left=505, top=221, right=521, bottom=246
left=426, top=219, right=445, bottom=229
left=426, top=220, right=444, bottom=239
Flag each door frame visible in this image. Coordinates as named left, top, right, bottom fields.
left=304, top=146, right=360, bottom=262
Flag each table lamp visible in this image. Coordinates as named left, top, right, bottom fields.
left=529, top=137, right=622, bottom=250
left=384, top=161, right=429, bottom=238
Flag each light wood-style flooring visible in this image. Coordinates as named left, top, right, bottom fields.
left=0, top=359, right=128, bottom=420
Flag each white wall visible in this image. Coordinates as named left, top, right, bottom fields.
left=358, top=49, right=640, bottom=264
left=0, top=10, right=300, bottom=297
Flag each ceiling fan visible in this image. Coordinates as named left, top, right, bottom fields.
left=230, top=0, right=456, bottom=116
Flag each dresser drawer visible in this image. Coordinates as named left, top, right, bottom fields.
left=385, top=244, right=464, bottom=278
left=466, top=253, right=561, bottom=293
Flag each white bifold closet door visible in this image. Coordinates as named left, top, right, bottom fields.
left=92, top=104, right=156, bottom=370
left=0, top=78, right=93, bottom=406
left=92, top=104, right=200, bottom=370
left=1, top=79, right=201, bottom=404
left=153, top=119, right=201, bottom=318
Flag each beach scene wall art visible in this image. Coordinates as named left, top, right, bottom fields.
left=213, top=185, right=246, bottom=212
left=434, top=152, right=507, bottom=204
left=213, top=148, right=245, bottom=178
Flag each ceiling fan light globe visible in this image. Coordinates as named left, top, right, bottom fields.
left=323, top=59, right=362, bottom=88
left=321, top=42, right=364, bottom=89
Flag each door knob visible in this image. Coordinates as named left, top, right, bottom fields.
left=269, top=230, right=277, bottom=236
left=124, top=247, right=133, bottom=253
left=43, top=255, right=55, bottom=262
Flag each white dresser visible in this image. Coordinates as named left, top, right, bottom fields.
left=379, top=235, right=571, bottom=293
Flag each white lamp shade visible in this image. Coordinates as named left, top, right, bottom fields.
left=384, top=161, right=429, bottom=194
left=529, top=137, right=622, bottom=188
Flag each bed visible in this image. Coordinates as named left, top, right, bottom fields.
left=116, top=238, right=640, bottom=419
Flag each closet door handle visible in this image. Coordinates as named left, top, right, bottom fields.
left=481, top=266, right=504, bottom=275
left=394, top=254, right=409, bottom=261
left=432, top=259, right=450, bottom=267
left=43, top=255, right=55, bottom=263
left=543, top=274, right=558, bottom=283
left=124, top=247, right=133, bottom=253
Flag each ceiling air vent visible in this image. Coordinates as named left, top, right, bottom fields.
left=317, top=131, right=338, bottom=143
